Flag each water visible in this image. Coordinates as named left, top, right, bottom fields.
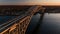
left=26, top=13, right=60, bottom=34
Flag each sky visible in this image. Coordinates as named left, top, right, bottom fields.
left=0, top=0, right=60, bottom=5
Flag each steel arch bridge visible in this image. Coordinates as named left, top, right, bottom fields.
left=0, top=5, right=45, bottom=34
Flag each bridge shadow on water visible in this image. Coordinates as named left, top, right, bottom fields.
left=31, top=14, right=45, bottom=34
left=26, top=13, right=60, bottom=34
left=26, top=13, right=45, bottom=34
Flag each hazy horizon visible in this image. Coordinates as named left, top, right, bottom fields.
left=0, top=0, right=60, bottom=5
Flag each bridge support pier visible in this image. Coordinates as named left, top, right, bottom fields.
left=39, top=8, right=45, bottom=21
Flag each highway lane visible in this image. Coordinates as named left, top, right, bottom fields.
left=0, top=5, right=41, bottom=33
left=0, top=10, right=31, bottom=32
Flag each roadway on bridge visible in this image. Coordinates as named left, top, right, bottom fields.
left=0, top=10, right=31, bottom=32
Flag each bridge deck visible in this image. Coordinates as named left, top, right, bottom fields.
left=0, top=5, right=42, bottom=34
left=0, top=16, right=17, bottom=25
left=0, top=6, right=33, bottom=33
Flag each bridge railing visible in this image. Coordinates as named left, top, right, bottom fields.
left=0, top=5, right=42, bottom=34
